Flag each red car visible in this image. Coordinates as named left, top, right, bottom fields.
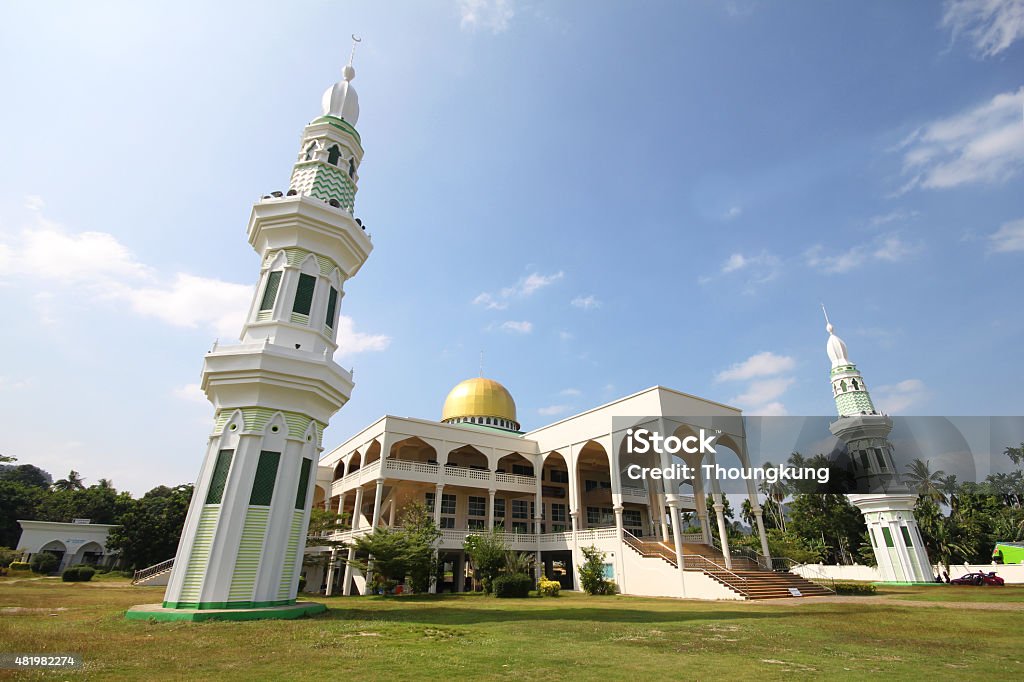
left=949, top=571, right=1005, bottom=586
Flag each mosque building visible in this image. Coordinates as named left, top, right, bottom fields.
left=129, top=43, right=934, bottom=618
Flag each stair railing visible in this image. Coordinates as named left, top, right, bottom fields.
left=131, top=557, right=174, bottom=585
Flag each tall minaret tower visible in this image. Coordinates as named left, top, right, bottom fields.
left=131, top=43, right=373, bottom=620
left=823, top=310, right=933, bottom=583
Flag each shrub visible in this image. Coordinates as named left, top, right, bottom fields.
left=30, top=552, right=59, bottom=574
left=0, top=547, right=19, bottom=568
left=578, top=546, right=618, bottom=595
left=62, top=566, right=95, bottom=582
left=9, top=561, right=31, bottom=572
left=538, top=578, right=561, bottom=597
left=834, top=582, right=876, bottom=596
left=493, top=573, right=533, bottom=598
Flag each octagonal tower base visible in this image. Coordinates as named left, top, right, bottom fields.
left=125, top=602, right=326, bottom=622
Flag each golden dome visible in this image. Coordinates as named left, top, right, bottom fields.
left=442, top=377, right=518, bottom=428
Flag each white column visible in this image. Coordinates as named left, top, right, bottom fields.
left=658, top=478, right=671, bottom=543
left=325, top=548, right=337, bottom=596
left=370, top=478, right=384, bottom=529
left=487, top=488, right=496, bottom=530
left=388, top=491, right=398, bottom=527
left=667, top=499, right=686, bottom=597
left=341, top=546, right=355, bottom=596
left=712, top=500, right=732, bottom=570
left=429, top=483, right=444, bottom=594
left=336, top=491, right=347, bottom=517
left=351, top=486, right=364, bottom=529
left=754, top=509, right=771, bottom=562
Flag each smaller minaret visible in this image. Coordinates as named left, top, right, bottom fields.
left=824, top=308, right=934, bottom=583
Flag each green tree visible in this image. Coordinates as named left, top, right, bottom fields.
left=904, top=459, right=946, bottom=504
left=464, top=528, right=506, bottom=594
left=30, top=551, right=59, bottom=574
left=107, top=484, right=193, bottom=570
left=348, top=503, right=440, bottom=594
left=915, top=497, right=975, bottom=572
left=0, top=464, right=52, bottom=489
left=577, top=545, right=616, bottom=595
left=0, top=480, right=46, bottom=548
left=52, top=470, right=86, bottom=492
left=36, top=484, right=132, bottom=524
left=787, top=493, right=866, bottom=564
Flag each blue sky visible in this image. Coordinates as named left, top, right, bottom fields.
left=1, top=1, right=1022, bottom=494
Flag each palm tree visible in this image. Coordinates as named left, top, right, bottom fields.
left=925, top=517, right=975, bottom=573
left=94, top=478, right=114, bottom=490
left=757, top=460, right=790, bottom=532
left=903, top=459, right=946, bottom=504
left=52, top=469, right=85, bottom=491
left=938, top=474, right=959, bottom=512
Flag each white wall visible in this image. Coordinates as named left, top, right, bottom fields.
left=793, top=562, right=1024, bottom=585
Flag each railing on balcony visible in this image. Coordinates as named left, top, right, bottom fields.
left=332, top=458, right=539, bottom=494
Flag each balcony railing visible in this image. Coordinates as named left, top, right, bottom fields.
left=331, top=458, right=538, bottom=494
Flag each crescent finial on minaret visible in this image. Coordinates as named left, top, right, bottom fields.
left=822, top=303, right=834, bottom=334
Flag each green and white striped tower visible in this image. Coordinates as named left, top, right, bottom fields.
left=824, top=309, right=933, bottom=583
left=129, top=44, right=373, bottom=621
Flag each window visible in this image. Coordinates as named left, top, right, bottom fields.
left=259, top=271, right=282, bottom=311
left=249, top=451, right=280, bottom=506
left=493, top=498, right=505, bottom=518
left=205, top=449, right=233, bottom=504
left=325, top=287, right=339, bottom=328
left=348, top=158, right=356, bottom=178
left=440, top=517, right=456, bottom=529
left=294, top=458, right=312, bottom=510
left=881, top=526, right=895, bottom=548
left=623, top=509, right=642, bottom=528
left=304, top=142, right=317, bottom=161
left=512, top=500, right=528, bottom=519
left=551, top=503, right=567, bottom=522
left=468, top=496, right=486, bottom=517
left=587, top=507, right=614, bottom=526
left=859, top=450, right=870, bottom=470
left=467, top=519, right=485, bottom=530
left=549, top=469, right=569, bottom=484
left=327, top=145, right=341, bottom=165
left=440, top=494, right=456, bottom=515
left=874, top=448, right=887, bottom=470
left=293, top=274, right=316, bottom=315
left=585, top=480, right=611, bottom=492
left=900, top=526, right=913, bottom=547
left=511, top=522, right=529, bottom=534
left=870, top=528, right=878, bottom=547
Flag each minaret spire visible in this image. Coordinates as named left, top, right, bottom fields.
left=347, top=34, right=361, bottom=70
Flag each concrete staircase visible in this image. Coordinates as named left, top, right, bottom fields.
left=131, top=558, right=174, bottom=587
left=625, top=535, right=833, bottom=600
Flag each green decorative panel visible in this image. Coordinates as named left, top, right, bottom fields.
left=205, top=450, right=234, bottom=504
left=292, top=274, right=316, bottom=315
left=259, top=271, right=282, bottom=311
left=294, top=458, right=312, bottom=510
left=211, top=408, right=318, bottom=439
left=177, top=505, right=219, bottom=604
left=266, top=248, right=343, bottom=278
left=228, top=506, right=270, bottom=602
left=835, top=390, right=876, bottom=416
left=277, top=510, right=304, bottom=600
left=325, top=287, right=338, bottom=328
left=249, top=451, right=281, bottom=506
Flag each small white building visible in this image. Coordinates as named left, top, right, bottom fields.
left=17, top=519, right=120, bottom=571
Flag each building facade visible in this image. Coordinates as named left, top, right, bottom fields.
left=17, top=520, right=120, bottom=571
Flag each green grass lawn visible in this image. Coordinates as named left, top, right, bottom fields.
left=875, top=583, right=1024, bottom=603
left=1, top=579, right=1022, bottom=680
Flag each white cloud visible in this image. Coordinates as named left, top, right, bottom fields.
left=458, top=0, right=515, bottom=33
left=558, top=330, right=574, bottom=342
left=897, top=86, right=1024, bottom=191
left=537, top=404, right=570, bottom=416
left=118, top=274, right=251, bottom=338
left=499, top=320, right=533, bottom=334
left=335, top=316, right=392, bottom=357
left=24, top=195, right=45, bottom=211
left=712, top=251, right=780, bottom=293
left=474, top=270, right=564, bottom=309
left=570, top=294, right=601, bottom=310
left=716, top=351, right=795, bottom=382
left=0, top=376, right=33, bottom=390
left=874, top=379, right=928, bottom=414
left=717, top=351, right=796, bottom=414
left=942, top=0, right=1024, bottom=57
left=731, top=377, right=794, bottom=407
left=472, top=292, right=508, bottom=310
left=989, top=217, right=1024, bottom=252
left=0, top=202, right=391, bottom=354
left=869, top=209, right=920, bottom=227
left=560, top=387, right=581, bottom=396
left=172, top=383, right=208, bottom=405
left=724, top=206, right=743, bottom=220
left=805, top=234, right=919, bottom=273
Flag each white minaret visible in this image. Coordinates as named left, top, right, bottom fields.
left=823, top=309, right=933, bottom=583
left=133, top=43, right=373, bottom=620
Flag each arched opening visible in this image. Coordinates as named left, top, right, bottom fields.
left=39, top=540, right=67, bottom=571
left=327, top=144, right=341, bottom=165
left=333, top=461, right=345, bottom=481
left=348, top=157, right=356, bottom=178
left=541, top=452, right=570, bottom=533
left=304, top=141, right=317, bottom=161
left=363, top=440, right=382, bottom=467
left=496, top=452, right=533, bottom=477
left=576, top=441, right=612, bottom=530
left=71, top=541, right=104, bottom=567
left=446, top=445, right=488, bottom=471
left=348, top=452, right=362, bottom=474
left=389, top=437, right=438, bottom=465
